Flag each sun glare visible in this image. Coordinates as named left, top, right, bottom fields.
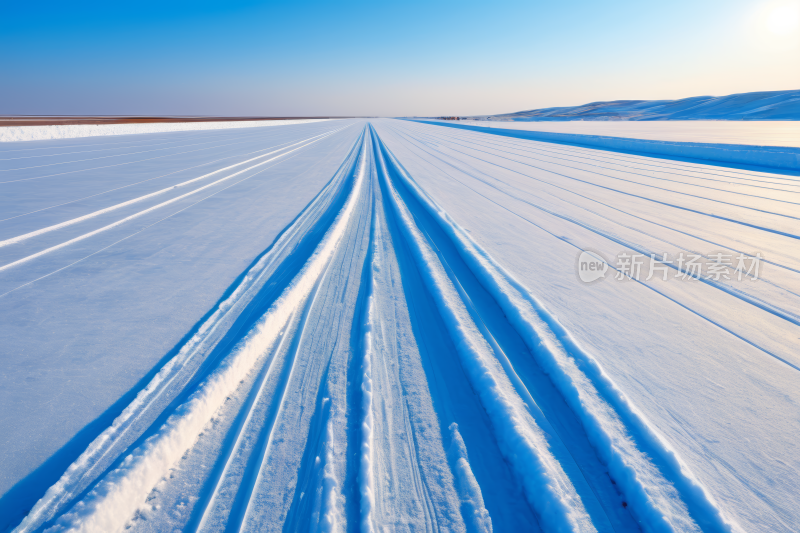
left=748, top=0, right=800, bottom=50
left=766, top=1, right=800, bottom=35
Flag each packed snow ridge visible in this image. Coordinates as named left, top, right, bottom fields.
left=468, top=89, right=800, bottom=121
left=1, top=119, right=798, bottom=533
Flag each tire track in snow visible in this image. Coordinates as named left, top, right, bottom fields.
left=412, top=136, right=800, bottom=327
left=0, top=127, right=347, bottom=249
left=373, top=127, right=598, bottom=533
left=357, top=199, right=378, bottom=533
left=10, top=128, right=366, bottom=533
left=410, top=120, right=800, bottom=180
left=386, top=127, right=800, bottom=373
left=357, top=159, right=473, bottom=533
left=234, top=253, right=337, bottom=533
left=190, top=310, right=296, bottom=533
left=367, top=179, right=456, bottom=532
left=406, top=125, right=800, bottom=222
left=377, top=132, right=626, bottom=532
left=0, top=126, right=350, bottom=273
left=0, top=133, right=318, bottom=224
left=0, top=122, right=341, bottom=185
left=412, top=123, right=800, bottom=195
left=391, top=180, right=627, bottom=531
left=0, top=139, right=232, bottom=173
left=235, top=136, right=373, bottom=533
left=397, top=125, right=800, bottom=241
left=394, top=124, right=800, bottom=276
left=14, top=120, right=767, bottom=533
left=185, top=131, right=369, bottom=533
left=386, top=124, right=800, bottom=310
left=121, top=126, right=494, bottom=532
left=374, top=129, right=739, bottom=532
left=446, top=424, right=492, bottom=533
left=33, top=129, right=368, bottom=533
left=0, top=148, right=311, bottom=299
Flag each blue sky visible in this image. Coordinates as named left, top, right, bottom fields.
left=1, top=0, right=798, bottom=116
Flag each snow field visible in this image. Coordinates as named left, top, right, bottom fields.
left=2, top=118, right=798, bottom=533
left=380, top=138, right=735, bottom=532
left=0, top=119, right=331, bottom=143
left=0, top=127, right=349, bottom=274
left=375, top=128, right=597, bottom=532
left=38, top=129, right=368, bottom=533
left=5, top=123, right=361, bottom=532
left=450, top=120, right=800, bottom=148
left=0, top=128, right=342, bottom=250
left=419, top=120, right=800, bottom=171
left=372, top=119, right=800, bottom=531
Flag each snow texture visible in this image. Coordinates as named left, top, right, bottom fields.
left=0, top=119, right=329, bottom=143
left=2, top=118, right=798, bottom=533
left=433, top=120, right=800, bottom=149
left=416, top=120, right=800, bottom=171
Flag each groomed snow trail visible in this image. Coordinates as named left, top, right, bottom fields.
left=3, top=119, right=798, bottom=533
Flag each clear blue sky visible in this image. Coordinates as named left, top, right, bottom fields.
left=1, top=0, right=798, bottom=116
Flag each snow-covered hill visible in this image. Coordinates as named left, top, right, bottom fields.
left=479, top=89, right=800, bottom=121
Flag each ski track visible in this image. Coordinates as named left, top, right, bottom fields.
left=383, top=127, right=800, bottom=328
left=0, top=126, right=348, bottom=224
left=0, top=128, right=346, bottom=250
left=6, top=118, right=799, bottom=533
left=0, top=121, right=338, bottom=187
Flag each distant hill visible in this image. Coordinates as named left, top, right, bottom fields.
left=477, top=89, right=800, bottom=121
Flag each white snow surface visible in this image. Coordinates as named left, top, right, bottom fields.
left=445, top=120, right=800, bottom=148
left=1, top=119, right=798, bottom=533
left=0, top=119, right=329, bottom=143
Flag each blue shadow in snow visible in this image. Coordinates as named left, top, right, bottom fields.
left=0, top=128, right=365, bottom=533
left=409, top=119, right=800, bottom=175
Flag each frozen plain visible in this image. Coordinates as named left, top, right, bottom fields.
left=0, top=119, right=329, bottom=143
left=440, top=120, right=800, bottom=148
left=0, top=119, right=798, bottom=533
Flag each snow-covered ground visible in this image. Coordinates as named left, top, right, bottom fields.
left=1, top=119, right=798, bottom=533
left=416, top=120, right=800, bottom=171
left=439, top=120, right=800, bottom=148
left=0, top=119, right=329, bottom=143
